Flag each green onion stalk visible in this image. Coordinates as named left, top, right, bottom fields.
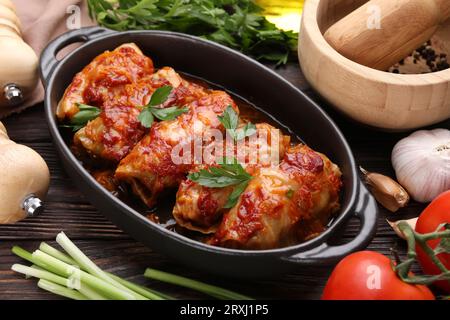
left=145, top=268, right=253, bottom=300
left=11, top=232, right=251, bottom=300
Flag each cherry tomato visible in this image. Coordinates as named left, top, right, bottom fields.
left=415, top=191, right=450, bottom=293
left=322, top=251, right=435, bottom=300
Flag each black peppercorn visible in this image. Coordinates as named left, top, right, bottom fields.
left=390, top=41, right=449, bottom=74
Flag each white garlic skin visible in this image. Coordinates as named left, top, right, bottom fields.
left=392, top=129, right=450, bottom=203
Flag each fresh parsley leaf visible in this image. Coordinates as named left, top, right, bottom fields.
left=149, top=85, right=173, bottom=107
left=218, top=105, right=239, bottom=132
left=152, top=106, right=189, bottom=121
left=188, top=168, right=248, bottom=188
left=218, top=105, right=256, bottom=141
left=187, top=159, right=253, bottom=209
left=235, top=122, right=257, bottom=141
left=138, top=107, right=155, bottom=128
left=60, top=124, right=85, bottom=132
left=72, top=104, right=101, bottom=124
left=77, top=104, right=101, bottom=112
left=61, top=103, right=101, bottom=132
left=87, top=0, right=298, bottom=65
left=286, top=189, right=294, bottom=199
left=139, top=105, right=188, bottom=128
left=224, top=180, right=250, bottom=209
left=138, top=85, right=188, bottom=128
left=217, top=157, right=250, bottom=177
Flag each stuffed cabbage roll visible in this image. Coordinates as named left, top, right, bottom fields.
left=91, top=169, right=120, bottom=195
left=73, top=67, right=208, bottom=162
left=57, top=43, right=154, bottom=121
left=173, top=123, right=291, bottom=234
left=115, top=91, right=238, bottom=207
left=209, top=144, right=342, bottom=250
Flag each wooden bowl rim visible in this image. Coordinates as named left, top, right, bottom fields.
left=302, top=0, right=450, bottom=86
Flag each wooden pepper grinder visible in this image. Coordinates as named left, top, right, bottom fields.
left=0, top=0, right=38, bottom=107
left=0, top=121, right=50, bottom=223
left=324, top=0, right=450, bottom=71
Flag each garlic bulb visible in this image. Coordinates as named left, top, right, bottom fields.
left=392, top=129, right=450, bottom=203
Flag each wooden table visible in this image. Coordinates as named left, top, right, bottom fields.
left=0, top=63, right=447, bottom=300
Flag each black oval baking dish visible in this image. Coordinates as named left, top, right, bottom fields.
left=41, top=27, right=378, bottom=278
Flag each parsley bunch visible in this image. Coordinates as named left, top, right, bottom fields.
left=87, top=0, right=298, bottom=65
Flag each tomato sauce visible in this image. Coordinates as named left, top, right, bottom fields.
left=198, top=189, right=220, bottom=226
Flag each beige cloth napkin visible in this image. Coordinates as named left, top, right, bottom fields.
left=0, top=0, right=95, bottom=119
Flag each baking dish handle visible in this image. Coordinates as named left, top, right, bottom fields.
left=283, top=181, right=378, bottom=265
left=40, top=27, right=115, bottom=86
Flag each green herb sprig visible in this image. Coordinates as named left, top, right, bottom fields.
left=218, top=105, right=256, bottom=142
left=62, top=104, right=101, bottom=132
left=138, top=85, right=188, bottom=128
left=188, top=158, right=252, bottom=208
left=87, top=0, right=298, bottom=66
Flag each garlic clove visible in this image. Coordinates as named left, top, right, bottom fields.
left=387, top=218, right=418, bottom=240
left=392, top=129, right=450, bottom=203
left=360, top=167, right=410, bottom=212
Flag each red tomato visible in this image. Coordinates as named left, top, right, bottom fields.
left=322, top=251, right=435, bottom=300
left=415, top=191, right=450, bottom=293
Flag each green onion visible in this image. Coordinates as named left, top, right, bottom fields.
left=37, top=279, right=88, bottom=300
left=12, top=246, right=62, bottom=275
left=39, top=242, right=168, bottom=300
left=11, top=233, right=250, bottom=300
left=12, top=246, right=36, bottom=264
left=32, top=250, right=138, bottom=300
left=39, top=242, right=78, bottom=265
left=78, top=283, right=107, bottom=300
left=12, top=264, right=69, bottom=287
left=55, top=232, right=147, bottom=300
left=107, top=273, right=169, bottom=300
left=144, top=268, right=253, bottom=300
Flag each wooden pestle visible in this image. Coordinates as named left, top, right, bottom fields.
left=324, top=0, right=450, bottom=70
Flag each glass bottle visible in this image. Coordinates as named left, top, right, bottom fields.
left=255, top=0, right=304, bottom=32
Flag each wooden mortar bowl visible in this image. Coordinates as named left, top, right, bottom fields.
left=299, top=0, right=450, bottom=131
